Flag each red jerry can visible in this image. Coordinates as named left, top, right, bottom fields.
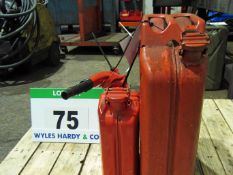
left=98, top=88, right=140, bottom=175
left=62, top=72, right=140, bottom=175
left=140, top=14, right=209, bottom=175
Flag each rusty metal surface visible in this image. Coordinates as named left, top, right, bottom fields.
left=84, top=69, right=140, bottom=175
left=98, top=88, right=140, bottom=175
left=140, top=13, right=209, bottom=175
left=78, top=0, right=102, bottom=41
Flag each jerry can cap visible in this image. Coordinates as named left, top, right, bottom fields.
left=182, top=30, right=210, bottom=51
left=105, top=88, right=130, bottom=103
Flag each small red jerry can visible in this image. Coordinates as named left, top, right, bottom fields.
left=98, top=88, right=140, bottom=175
left=61, top=71, right=139, bottom=175
left=140, top=14, right=209, bottom=175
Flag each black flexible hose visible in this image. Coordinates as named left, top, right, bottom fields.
left=0, top=10, right=37, bottom=61
left=0, top=10, right=40, bottom=69
left=0, top=0, right=36, bottom=18
left=0, top=0, right=40, bottom=69
left=0, top=13, right=33, bottom=39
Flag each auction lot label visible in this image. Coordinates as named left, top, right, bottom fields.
left=30, top=88, right=103, bottom=143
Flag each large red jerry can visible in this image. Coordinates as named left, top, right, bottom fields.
left=98, top=88, right=140, bottom=175
left=140, top=14, right=209, bottom=175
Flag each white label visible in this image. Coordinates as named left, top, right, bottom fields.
left=30, top=88, right=103, bottom=143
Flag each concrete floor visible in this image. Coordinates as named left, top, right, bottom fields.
left=0, top=48, right=228, bottom=162
left=0, top=48, right=140, bottom=162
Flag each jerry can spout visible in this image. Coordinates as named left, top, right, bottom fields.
left=181, top=29, right=210, bottom=65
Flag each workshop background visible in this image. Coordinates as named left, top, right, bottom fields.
left=0, top=0, right=233, bottom=166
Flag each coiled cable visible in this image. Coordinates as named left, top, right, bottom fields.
left=0, top=0, right=40, bottom=69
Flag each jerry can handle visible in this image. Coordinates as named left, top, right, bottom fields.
left=142, top=14, right=180, bottom=33
left=143, top=14, right=175, bottom=25
left=61, top=79, right=94, bottom=100
left=143, top=13, right=205, bottom=33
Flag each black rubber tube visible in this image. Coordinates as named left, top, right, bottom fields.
left=0, top=11, right=37, bottom=61
left=0, top=10, right=40, bottom=69
left=61, top=79, right=94, bottom=100
left=0, top=0, right=37, bottom=18
left=0, top=0, right=40, bottom=69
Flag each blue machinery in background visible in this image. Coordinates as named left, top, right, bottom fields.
left=47, top=0, right=118, bottom=33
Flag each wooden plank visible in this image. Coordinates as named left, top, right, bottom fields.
left=80, top=144, right=102, bottom=175
left=214, top=99, right=233, bottom=133
left=197, top=119, right=226, bottom=175
left=20, top=143, right=65, bottom=175
left=2, top=99, right=233, bottom=175
left=79, top=145, right=205, bottom=175
left=0, top=129, right=40, bottom=175
left=195, top=159, right=204, bottom=175
left=202, top=99, right=233, bottom=175
left=50, top=143, right=90, bottom=175
left=79, top=144, right=205, bottom=175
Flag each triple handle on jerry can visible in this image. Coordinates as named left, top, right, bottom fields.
left=62, top=13, right=209, bottom=175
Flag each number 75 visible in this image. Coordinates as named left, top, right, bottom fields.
left=53, top=111, right=79, bottom=130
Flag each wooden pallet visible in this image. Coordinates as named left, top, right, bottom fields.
left=0, top=99, right=232, bottom=175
